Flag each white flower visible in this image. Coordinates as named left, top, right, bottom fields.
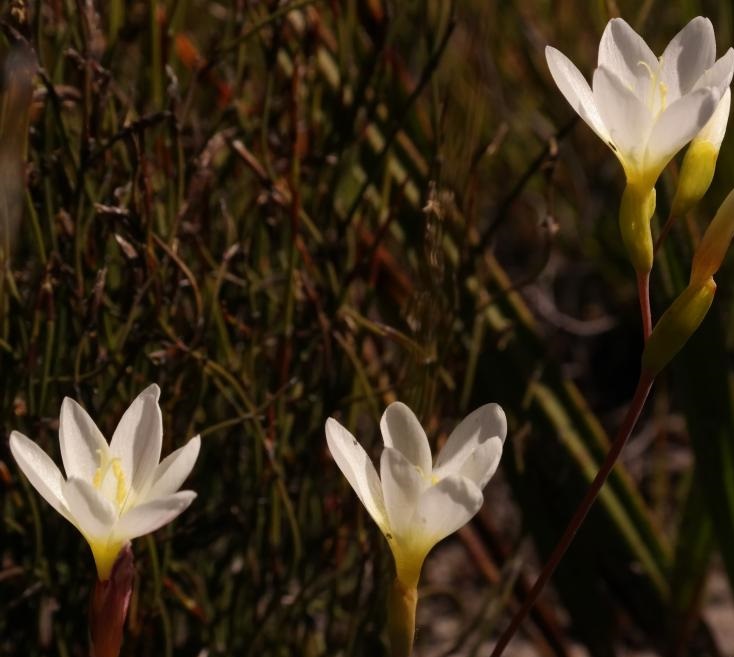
left=546, top=17, right=734, bottom=186
left=325, top=402, right=506, bottom=587
left=9, top=384, right=200, bottom=580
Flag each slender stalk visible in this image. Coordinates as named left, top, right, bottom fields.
left=637, top=270, right=652, bottom=341
left=388, top=578, right=418, bottom=657
left=89, top=544, right=134, bottom=657
left=489, top=371, right=655, bottom=657
left=150, top=1, right=163, bottom=108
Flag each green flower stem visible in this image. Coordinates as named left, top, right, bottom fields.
left=489, top=371, right=655, bottom=657
left=388, top=578, right=418, bottom=657
left=620, top=182, right=655, bottom=276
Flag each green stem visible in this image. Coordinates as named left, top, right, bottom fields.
left=388, top=578, right=418, bottom=657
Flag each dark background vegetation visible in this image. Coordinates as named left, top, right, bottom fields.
left=2, top=0, right=734, bottom=655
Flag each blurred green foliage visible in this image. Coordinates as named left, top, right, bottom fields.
left=2, top=1, right=734, bottom=656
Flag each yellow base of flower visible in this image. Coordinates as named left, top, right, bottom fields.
left=620, top=181, right=656, bottom=275
left=390, top=542, right=427, bottom=591
left=89, top=538, right=126, bottom=581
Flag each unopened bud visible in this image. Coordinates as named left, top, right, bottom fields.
left=671, top=89, right=730, bottom=218
left=671, top=141, right=718, bottom=217
left=691, top=187, right=734, bottom=285
left=620, top=182, right=655, bottom=275
left=641, top=279, right=716, bottom=376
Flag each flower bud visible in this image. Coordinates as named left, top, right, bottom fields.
left=619, top=182, right=655, bottom=275
left=671, top=89, right=731, bottom=217
left=641, top=279, right=716, bottom=376
left=691, top=187, right=734, bottom=285
left=671, top=141, right=719, bottom=218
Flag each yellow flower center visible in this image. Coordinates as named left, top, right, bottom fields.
left=414, top=465, right=440, bottom=486
left=637, top=59, right=667, bottom=117
left=92, top=450, right=128, bottom=510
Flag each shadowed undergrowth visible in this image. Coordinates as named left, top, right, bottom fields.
left=2, top=1, right=734, bottom=656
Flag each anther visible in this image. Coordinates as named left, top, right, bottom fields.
left=659, top=81, right=668, bottom=113
left=637, top=60, right=662, bottom=113
left=92, top=449, right=106, bottom=489
left=112, top=460, right=127, bottom=508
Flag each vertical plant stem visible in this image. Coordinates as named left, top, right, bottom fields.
left=89, top=545, right=134, bottom=657
left=638, top=270, right=652, bottom=341
left=109, top=0, right=124, bottom=40
left=150, top=1, right=163, bottom=108
left=389, top=578, right=418, bottom=657
left=489, top=371, right=655, bottom=657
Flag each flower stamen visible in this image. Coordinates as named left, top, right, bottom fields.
left=637, top=59, right=667, bottom=117
left=413, top=464, right=440, bottom=486
left=92, top=449, right=108, bottom=489
left=112, top=461, right=127, bottom=508
left=658, top=81, right=668, bottom=114
left=92, top=450, right=128, bottom=511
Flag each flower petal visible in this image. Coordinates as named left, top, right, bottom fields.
left=454, top=436, right=503, bottom=489
left=646, top=87, right=719, bottom=172
left=661, top=16, right=716, bottom=98
left=693, top=49, right=734, bottom=96
left=325, top=418, right=388, bottom=532
left=379, top=402, right=432, bottom=476
left=411, top=475, right=483, bottom=550
left=146, top=435, right=201, bottom=500
left=380, top=447, right=426, bottom=540
left=10, top=431, right=71, bottom=520
left=59, top=397, right=110, bottom=481
left=114, top=490, right=197, bottom=540
left=592, top=66, right=653, bottom=174
left=545, top=46, right=610, bottom=142
left=109, top=384, right=162, bottom=497
left=433, top=403, right=506, bottom=480
left=696, top=88, right=731, bottom=148
left=63, top=477, right=117, bottom=539
left=598, top=18, right=658, bottom=98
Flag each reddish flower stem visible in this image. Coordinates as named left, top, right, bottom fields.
left=89, top=544, right=134, bottom=657
left=638, top=270, right=652, bottom=341
left=489, top=371, right=655, bottom=657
